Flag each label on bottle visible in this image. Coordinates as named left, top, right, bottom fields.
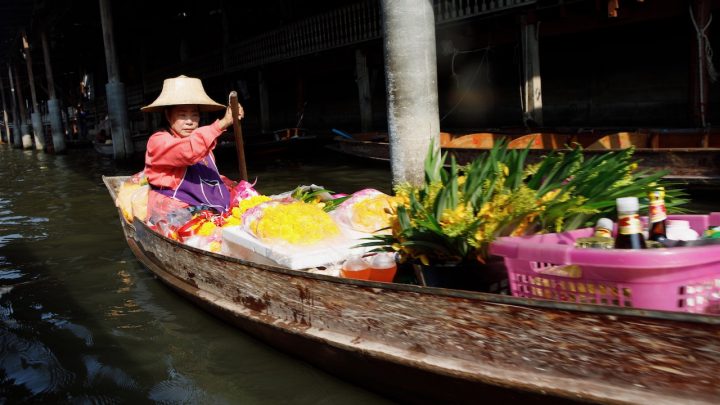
left=594, top=228, right=612, bottom=238
left=648, top=201, right=667, bottom=223
left=618, top=213, right=643, bottom=235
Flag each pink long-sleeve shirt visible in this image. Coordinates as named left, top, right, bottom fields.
left=144, top=120, right=225, bottom=189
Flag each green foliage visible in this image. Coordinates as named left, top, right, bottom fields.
left=359, top=140, right=689, bottom=265
left=291, top=185, right=350, bottom=212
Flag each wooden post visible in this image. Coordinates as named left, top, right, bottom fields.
left=99, top=0, right=133, bottom=159
left=22, top=31, right=46, bottom=151
left=258, top=70, right=270, bottom=133
left=40, top=26, right=66, bottom=153
left=521, top=16, right=543, bottom=127
left=295, top=74, right=305, bottom=129
left=230, top=91, right=248, bottom=181
left=381, top=0, right=440, bottom=187
left=12, top=63, right=33, bottom=149
left=690, top=0, right=710, bottom=128
left=355, top=49, right=373, bottom=132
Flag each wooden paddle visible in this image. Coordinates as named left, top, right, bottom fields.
left=229, top=91, right=248, bottom=181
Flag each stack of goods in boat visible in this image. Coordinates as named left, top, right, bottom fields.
left=221, top=186, right=401, bottom=271
left=491, top=212, right=720, bottom=313
left=575, top=188, right=717, bottom=250
left=115, top=174, right=400, bottom=272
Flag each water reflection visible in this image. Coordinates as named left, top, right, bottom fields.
left=0, top=145, right=394, bottom=403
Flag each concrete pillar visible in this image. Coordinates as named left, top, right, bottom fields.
left=8, top=65, right=22, bottom=149
left=0, top=76, right=10, bottom=144
left=31, top=112, right=43, bottom=150
left=40, top=29, right=65, bottom=153
left=521, top=16, right=543, bottom=127
left=22, top=31, right=45, bottom=150
left=47, top=99, right=64, bottom=153
left=355, top=49, right=373, bottom=132
left=40, top=27, right=66, bottom=153
left=381, top=0, right=440, bottom=187
left=105, top=81, right=132, bottom=158
left=11, top=64, right=33, bottom=149
left=258, top=70, right=270, bottom=133
left=99, top=0, right=133, bottom=159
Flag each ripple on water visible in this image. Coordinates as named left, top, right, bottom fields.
left=0, top=215, right=49, bottom=225
left=42, top=313, right=95, bottom=347
left=83, top=355, right=139, bottom=391
left=0, top=324, right=76, bottom=395
left=0, top=269, right=24, bottom=280
left=148, top=361, right=225, bottom=404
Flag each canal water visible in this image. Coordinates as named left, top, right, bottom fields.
left=0, top=144, right=394, bottom=404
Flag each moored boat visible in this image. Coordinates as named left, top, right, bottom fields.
left=326, top=129, right=720, bottom=182
left=216, top=127, right=322, bottom=161
left=93, top=136, right=149, bottom=157
left=104, top=175, right=720, bottom=405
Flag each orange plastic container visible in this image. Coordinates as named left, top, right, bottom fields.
left=368, top=253, right=397, bottom=282
left=340, top=255, right=371, bottom=280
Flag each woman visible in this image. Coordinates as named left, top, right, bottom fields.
left=141, top=75, right=244, bottom=221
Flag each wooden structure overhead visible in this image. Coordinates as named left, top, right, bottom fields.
left=0, top=0, right=35, bottom=66
left=1, top=0, right=719, bottom=145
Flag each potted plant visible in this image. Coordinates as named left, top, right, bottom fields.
left=362, top=141, right=687, bottom=291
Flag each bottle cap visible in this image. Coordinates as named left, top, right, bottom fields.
left=343, top=255, right=369, bottom=271
left=616, top=197, right=639, bottom=212
left=596, top=218, right=614, bottom=231
left=370, top=252, right=396, bottom=268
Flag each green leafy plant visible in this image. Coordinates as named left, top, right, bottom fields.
left=361, top=141, right=688, bottom=265
left=291, top=185, right=350, bottom=212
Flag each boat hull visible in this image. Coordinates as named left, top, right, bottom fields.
left=104, top=176, right=720, bottom=404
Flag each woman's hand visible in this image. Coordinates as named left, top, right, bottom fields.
left=219, top=103, right=244, bottom=130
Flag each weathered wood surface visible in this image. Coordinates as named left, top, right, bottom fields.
left=326, top=138, right=720, bottom=181
left=104, top=176, right=720, bottom=404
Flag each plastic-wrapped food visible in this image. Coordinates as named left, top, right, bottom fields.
left=229, top=180, right=261, bottom=207
left=222, top=199, right=364, bottom=270
left=332, top=189, right=397, bottom=233
left=115, top=180, right=149, bottom=222
left=243, top=200, right=341, bottom=245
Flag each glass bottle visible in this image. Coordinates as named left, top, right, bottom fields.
left=614, top=197, right=646, bottom=249
left=647, top=187, right=667, bottom=242
left=594, top=218, right=614, bottom=238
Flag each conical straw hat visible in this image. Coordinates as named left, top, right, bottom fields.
left=141, top=75, right=225, bottom=112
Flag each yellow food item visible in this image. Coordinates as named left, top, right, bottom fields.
left=232, top=195, right=272, bottom=218
left=253, top=202, right=340, bottom=245
left=196, top=221, right=217, bottom=236
left=350, top=195, right=398, bottom=233
left=115, top=182, right=149, bottom=222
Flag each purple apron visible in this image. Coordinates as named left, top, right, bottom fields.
left=155, top=154, right=230, bottom=212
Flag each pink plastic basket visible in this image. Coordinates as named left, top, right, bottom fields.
left=490, top=214, right=720, bottom=314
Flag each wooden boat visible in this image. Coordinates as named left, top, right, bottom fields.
left=326, top=129, right=720, bottom=182
left=216, top=127, right=321, bottom=160
left=104, top=175, right=720, bottom=404
left=93, top=136, right=149, bottom=156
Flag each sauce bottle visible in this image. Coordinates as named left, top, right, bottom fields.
left=647, top=187, right=668, bottom=242
left=594, top=218, right=614, bottom=238
left=340, top=255, right=371, bottom=280
left=614, top=197, right=646, bottom=249
left=368, top=252, right=397, bottom=283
